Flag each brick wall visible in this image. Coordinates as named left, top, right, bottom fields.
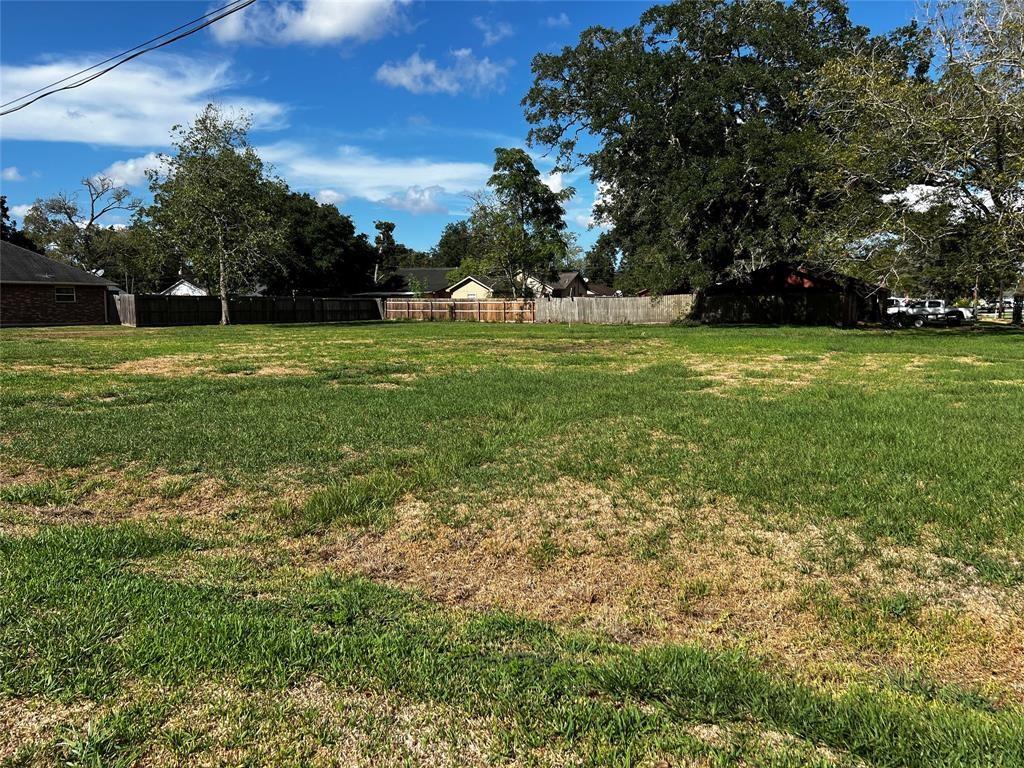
left=0, top=284, right=108, bottom=326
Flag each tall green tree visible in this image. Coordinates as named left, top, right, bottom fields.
left=0, top=195, right=39, bottom=252
left=524, top=0, right=879, bottom=292
left=461, top=147, right=573, bottom=297
left=145, top=104, right=286, bottom=324
left=583, top=232, right=617, bottom=286
left=372, top=220, right=398, bottom=283
left=812, top=0, right=1024, bottom=299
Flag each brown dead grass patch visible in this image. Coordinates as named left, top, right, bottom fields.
left=270, top=479, right=1024, bottom=701
left=114, top=354, right=212, bottom=377
left=0, top=462, right=309, bottom=537
left=112, top=355, right=314, bottom=378
left=0, top=695, right=101, bottom=764
left=674, top=352, right=838, bottom=392
left=1, top=679, right=513, bottom=768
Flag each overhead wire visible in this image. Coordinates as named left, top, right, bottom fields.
left=0, top=0, right=257, bottom=116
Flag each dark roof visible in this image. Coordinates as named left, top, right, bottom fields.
left=1, top=240, right=116, bottom=287
left=552, top=271, right=583, bottom=290
left=390, top=267, right=454, bottom=294
left=585, top=281, right=617, bottom=296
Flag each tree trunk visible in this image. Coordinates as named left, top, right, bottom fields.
left=219, top=256, right=230, bottom=326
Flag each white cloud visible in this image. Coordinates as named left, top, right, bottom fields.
left=9, top=203, right=31, bottom=218
left=99, top=153, right=167, bottom=187
left=544, top=13, right=571, bottom=28
left=2, top=166, right=25, bottom=181
left=375, top=49, right=510, bottom=95
left=259, top=142, right=490, bottom=208
left=472, top=16, right=513, bottom=46
left=542, top=171, right=563, bottom=194
left=381, top=185, right=446, bottom=214
left=316, top=188, right=348, bottom=205
left=0, top=54, right=286, bottom=146
left=212, top=0, right=402, bottom=46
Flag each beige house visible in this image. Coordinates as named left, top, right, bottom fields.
left=446, top=276, right=494, bottom=299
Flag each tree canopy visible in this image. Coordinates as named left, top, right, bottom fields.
left=811, top=0, right=1024, bottom=297
left=1, top=196, right=39, bottom=252
left=524, top=0, right=885, bottom=292
left=21, top=176, right=139, bottom=270
left=430, top=221, right=474, bottom=268
left=261, top=191, right=376, bottom=296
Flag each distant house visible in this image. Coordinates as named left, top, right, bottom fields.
left=585, top=281, right=619, bottom=297
left=522, top=270, right=588, bottom=298
left=160, top=278, right=208, bottom=296
left=0, top=240, right=118, bottom=326
left=694, top=261, right=886, bottom=326
left=446, top=275, right=494, bottom=299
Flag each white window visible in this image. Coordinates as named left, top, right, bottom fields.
left=55, top=286, right=76, bottom=303
left=466, top=292, right=477, bottom=299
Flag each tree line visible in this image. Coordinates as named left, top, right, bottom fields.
left=4, top=0, right=1022, bottom=320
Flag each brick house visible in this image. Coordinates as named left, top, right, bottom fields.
left=1, top=240, right=118, bottom=326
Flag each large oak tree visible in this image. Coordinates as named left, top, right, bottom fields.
left=524, top=0, right=881, bottom=292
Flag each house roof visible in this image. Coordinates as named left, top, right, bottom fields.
left=160, top=278, right=208, bottom=296
left=1, top=240, right=116, bottom=287
left=551, top=271, right=583, bottom=290
left=585, top=281, right=616, bottom=296
left=446, top=275, right=494, bottom=292
left=388, top=267, right=455, bottom=294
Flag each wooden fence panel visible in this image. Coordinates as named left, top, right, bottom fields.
left=114, top=295, right=382, bottom=327
left=535, top=295, right=694, bottom=325
left=384, top=299, right=535, bottom=323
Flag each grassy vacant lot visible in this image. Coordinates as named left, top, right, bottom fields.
left=1, top=321, right=1023, bottom=767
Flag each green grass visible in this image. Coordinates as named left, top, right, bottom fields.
left=1, top=321, right=1023, bottom=765
left=1, top=523, right=1022, bottom=767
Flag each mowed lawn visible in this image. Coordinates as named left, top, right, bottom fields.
left=1, top=321, right=1023, bottom=767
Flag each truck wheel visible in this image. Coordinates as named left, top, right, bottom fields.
left=913, top=317, right=924, bottom=328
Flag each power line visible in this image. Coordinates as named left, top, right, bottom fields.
left=0, top=0, right=253, bottom=110
left=0, top=0, right=257, bottom=117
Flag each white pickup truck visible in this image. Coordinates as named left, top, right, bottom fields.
left=892, top=299, right=973, bottom=327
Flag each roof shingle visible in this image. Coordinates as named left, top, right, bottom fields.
left=1, top=241, right=116, bottom=287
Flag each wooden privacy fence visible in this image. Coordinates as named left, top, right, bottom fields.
left=116, top=294, right=383, bottom=327
left=384, top=299, right=535, bottom=323
left=535, top=295, right=695, bottom=325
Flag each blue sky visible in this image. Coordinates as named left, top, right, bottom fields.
left=1, top=0, right=917, bottom=253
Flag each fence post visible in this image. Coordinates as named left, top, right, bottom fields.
left=477, top=301, right=481, bottom=322
left=429, top=301, right=434, bottom=321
